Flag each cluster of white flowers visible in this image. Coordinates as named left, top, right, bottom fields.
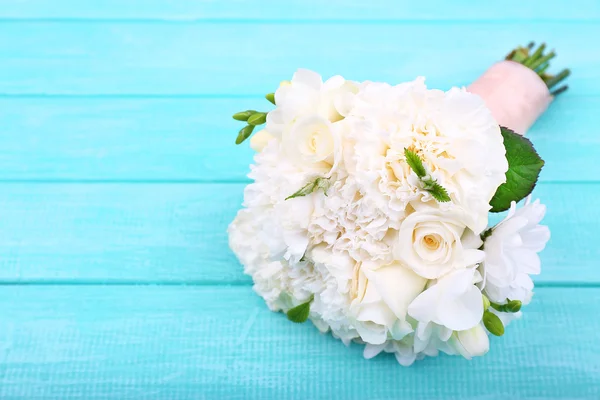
left=229, top=69, right=550, bottom=366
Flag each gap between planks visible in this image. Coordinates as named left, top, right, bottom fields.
left=0, top=18, right=599, bottom=24
left=0, top=180, right=598, bottom=185
left=0, top=280, right=597, bottom=288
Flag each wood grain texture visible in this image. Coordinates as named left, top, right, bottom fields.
left=0, top=183, right=242, bottom=283
left=0, top=1, right=597, bottom=397
left=0, top=22, right=592, bottom=95
left=0, top=182, right=594, bottom=284
left=0, top=94, right=591, bottom=181
left=0, top=286, right=598, bottom=399
left=1, top=0, right=599, bottom=20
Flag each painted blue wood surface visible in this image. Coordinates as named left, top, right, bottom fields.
left=0, top=23, right=593, bottom=95
left=0, top=183, right=597, bottom=284
left=1, top=0, right=599, bottom=20
left=1, top=286, right=599, bottom=399
left=0, top=95, right=594, bottom=182
left=0, top=1, right=599, bottom=399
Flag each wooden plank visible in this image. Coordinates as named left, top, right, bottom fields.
left=1, top=0, right=599, bottom=20
left=0, top=182, right=595, bottom=284
left=0, top=22, right=593, bottom=95
left=0, top=183, right=243, bottom=283
left=0, top=97, right=257, bottom=181
left=0, top=95, right=592, bottom=182
left=0, top=285, right=598, bottom=399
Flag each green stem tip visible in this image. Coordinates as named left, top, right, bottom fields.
left=505, top=42, right=570, bottom=94
left=524, top=43, right=546, bottom=67
left=546, top=69, right=571, bottom=89
left=529, top=50, right=556, bottom=71
left=551, top=85, right=569, bottom=97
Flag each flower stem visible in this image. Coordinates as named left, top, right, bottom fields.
left=535, top=62, right=550, bottom=75
left=504, top=42, right=570, bottom=96
left=524, top=43, right=546, bottom=67
left=545, top=69, right=571, bottom=89
left=550, top=85, right=569, bottom=97
left=528, top=51, right=556, bottom=71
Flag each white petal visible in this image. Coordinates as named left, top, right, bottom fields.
left=323, top=75, right=345, bottom=90
left=407, top=285, right=440, bottom=324
left=362, top=262, right=427, bottom=320
left=438, top=282, right=483, bottom=331
left=363, top=343, right=386, bottom=359
left=395, top=351, right=417, bottom=367
left=292, top=68, right=323, bottom=90
left=355, top=321, right=388, bottom=345
left=461, top=249, right=485, bottom=267
left=390, top=319, right=414, bottom=340
left=250, top=130, right=275, bottom=152
left=456, top=324, right=489, bottom=359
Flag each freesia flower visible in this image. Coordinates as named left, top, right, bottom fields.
left=408, top=268, right=484, bottom=331
left=483, top=197, right=550, bottom=304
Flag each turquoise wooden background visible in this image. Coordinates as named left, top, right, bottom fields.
left=1, top=1, right=599, bottom=398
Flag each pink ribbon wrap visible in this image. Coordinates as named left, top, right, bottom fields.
left=468, top=60, right=552, bottom=135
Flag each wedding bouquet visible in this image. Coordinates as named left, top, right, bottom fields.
left=229, top=43, right=567, bottom=366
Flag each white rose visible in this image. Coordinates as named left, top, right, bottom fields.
left=395, top=208, right=484, bottom=279
left=408, top=268, right=483, bottom=331
left=282, top=115, right=341, bottom=173
left=350, top=261, right=427, bottom=344
left=266, top=69, right=357, bottom=138
left=452, top=324, right=489, bottom=359
left=483, top=197, right=550, bottom=304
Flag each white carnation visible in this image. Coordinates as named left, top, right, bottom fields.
left=308, top=178, right=395, bottom=267
left=347, top=78, right=508, bottom=234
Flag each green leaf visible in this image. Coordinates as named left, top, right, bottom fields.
left=286, top=295, right=314, bottom=323
left=405, top=148, right=451, bottom=203
left=265, top=93, right=276, bottom=105
left=315, top=177, right=332, bottom=196
left=247, top=112, right=267, bottom=126
left=232, top=110, right=256, bottom=121
left=285, top=177, right=330, bottom=200
left=490, top=127, right=544, bottom=212
left=404, top=148, right=427, bottom=178
left=235, top=125, right=255, bottom=145
left=483, top=310, right=505, bottom=336
left=424, top=180, right=451, bottom=202
left=285, top=181, right=316, bottom=200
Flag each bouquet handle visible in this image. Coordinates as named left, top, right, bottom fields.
left=468, top=43, right=570, bottom=135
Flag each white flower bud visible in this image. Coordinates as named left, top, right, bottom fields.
left=456, top=324, right=490, bottom=359
left=249, top=129, right=274, bottom=152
